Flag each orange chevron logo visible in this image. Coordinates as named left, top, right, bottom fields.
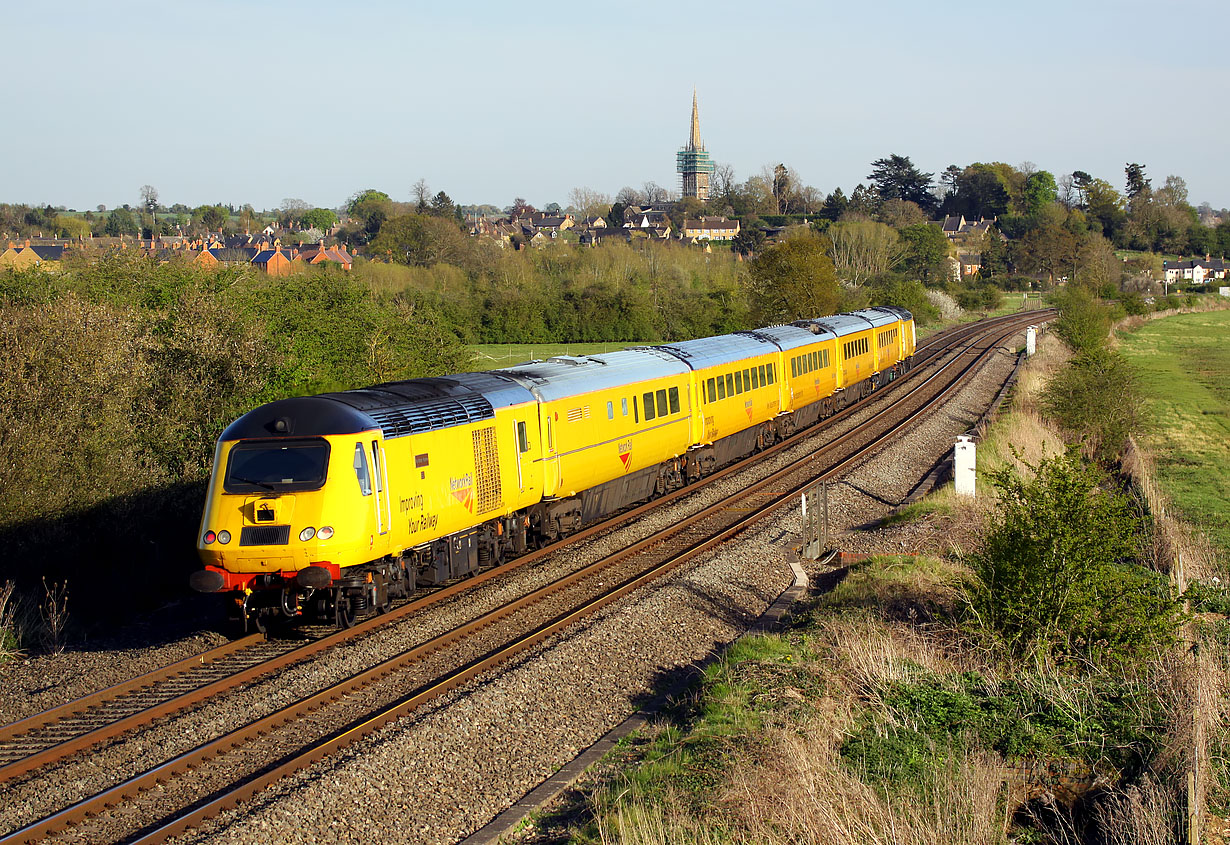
left=450, top=474, right=474, bottom=512
left=617, top=439, right=633, bottom=473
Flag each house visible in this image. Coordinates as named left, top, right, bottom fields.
left=957, top=252, right=982, bottom=277
left=251, top=246, right=293, bottom=276
left=0, top=240, right=65, bottom=270
left=683, top=216, right=741, bottom=241
left=293, top=242, right=353, bottom=271
left=935, top=215, right=1000, bottom=243
left=1164, top=256, right=1228, bottom=284
left=535, top=215, right=575, bottom=233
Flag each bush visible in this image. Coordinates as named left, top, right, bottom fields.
left=1052, top=285, right=1112, bottom=354
left=1040, top=347, right=1145, bottom=462
left=966, top=450, right=1181, bottom=666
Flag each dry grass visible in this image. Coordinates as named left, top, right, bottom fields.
left=721, top=718, right=1007, bottom=845
left=1092, top=776, right=1182, bottom=845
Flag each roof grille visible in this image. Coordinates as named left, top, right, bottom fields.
left=366, top=394, right=495, bottom=439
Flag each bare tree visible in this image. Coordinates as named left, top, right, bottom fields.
left=139, top=185, right=159, bottom=214
left=615, top=186, right=643, bottom=208
left=827, top=220, right=905, bottom=285
left=412, top=178, right=431, bottom=211
left=279, top=198, right=310, bottom=226
left=711, top=163, right=736, bottom=200
left=1057, top=173, right=1077, bottom=210
left=642, top=181, right=666, bottom=205
left=1018, top=160, right=1039, bottom=181
left=567, top=186, right=612, bottom=220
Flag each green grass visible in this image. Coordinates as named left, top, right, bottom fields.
left=1117, top=310, right=1230, bottom=556
left=464, top=341, right=649, bottom=371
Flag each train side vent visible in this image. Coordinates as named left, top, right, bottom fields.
left=472, top=426, right=503, bottom=514
left=240, top=525, right=291, bottom=546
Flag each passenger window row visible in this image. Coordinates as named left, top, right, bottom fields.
left=642, top=386, right=681, bottom=422
left=843, top=337, right=870, bottom=359
left=704, top=363, right=775, bottom=404
left=791, top=348, right=831, bottom=379
left=878, top=328, right=898, bottom=348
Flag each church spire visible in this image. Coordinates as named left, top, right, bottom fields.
left=688, top=88, right=703, bottom=152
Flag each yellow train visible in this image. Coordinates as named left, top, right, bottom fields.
left=190, top=307, right=915, bottom=630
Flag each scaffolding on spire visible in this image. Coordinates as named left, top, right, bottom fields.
left=677, top=89, right=713, bottom=200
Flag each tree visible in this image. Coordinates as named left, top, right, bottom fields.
left=877, top=198, right=927, bottom=228
left=429, top=191, right=457, bottom=220
left=411, top=179, right=431, bottom=212
left=1011, top=223, right=1078, bottom=284
left=897, top=223, right=951, bottom=284
left=731, top=225, right=767, bottom=257
left=1124, top=163, right=1150, bottom=200
left=826, top=220, right=903, bottom=285
left=1022, top=171, right=1058, bottom=217
left=105, top=207, right=138, bottom=236
left=819, top=188, right=848, bottom=222
left=140, top=185, right=159, bottom=215
left=1083, top=179, right=1127, bottom=243
left=606, top=202, right=626, bottom=228
left=367, top=213, right=469, bottom=267
left=278, top=198, right=311, bottom=227
left=194, top=205, right=227, bottom=232
left=615, top=186, right=643, bottom=208
left=642, top=181, right=666, bottom=205
left=943, top=164, right=1011, bottom=220
left=568, top=186, right=611, bottom=220
left=346, top=189, right=393, bottom=239
left=867, top=154, right=935, bottom=213
left=300, top=208, right=338, bottom=232
left=746, top=235, right=839, bottom=323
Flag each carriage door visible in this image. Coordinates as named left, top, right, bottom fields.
left=370, top=440, right=391, bottom=536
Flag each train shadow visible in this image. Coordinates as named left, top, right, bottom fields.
left=0, top=480, right=224, bottom=651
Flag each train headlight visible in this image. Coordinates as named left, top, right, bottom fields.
left=203, top=530, right=217, bottom=545
left=299, top=527, right=316, bottom=542
left=217, top=530, right=231, bottom=545
left=318, top=526, right=334, bottom=540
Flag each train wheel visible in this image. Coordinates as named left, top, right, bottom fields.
left=335, top=593, right=357, bottom=628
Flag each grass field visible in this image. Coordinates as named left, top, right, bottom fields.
left=1118, top=310, right=1230, bottom=555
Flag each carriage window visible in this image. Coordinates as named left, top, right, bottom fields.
left=642, top=392, right=656, bottom=421
left=633, top=396, right=638, bottom=422
left=622, top=397, right=628, bottom=416
left=734, top=370, right=743, bottom=394
left=607, top=401, right=614, bottom=420
left=668, top=386, right=680, bottom=414
left=717, top=376, right=726, bottom=399
left=744, top=368, right=752, bottom=390
left=791, top=358, right=798, bottom=378
left=353, top=443, right=372, bottom=496
left=516, top=421, right=529, bottom=453
left=706, top=378, right=716, bottom=402
left=655, top=389, right=668, bottom=417
left=767, top=363, right=775, bottom=384
left=725, top=373, right=734, bottom=396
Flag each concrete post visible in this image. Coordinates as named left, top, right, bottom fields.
left=1026, top=326, right=1037, bottom=356
left=954, top=436, right=976, bottom=497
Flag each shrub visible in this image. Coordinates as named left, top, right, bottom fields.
left=1040, top=347, right=1145, bottom=462
left=966, top=450, right=1181, bottom=666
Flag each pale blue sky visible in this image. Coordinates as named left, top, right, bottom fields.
left=6, top=0, right=1228, bottom=212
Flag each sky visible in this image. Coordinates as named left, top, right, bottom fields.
left=6, top=0, right=1229, bottom=213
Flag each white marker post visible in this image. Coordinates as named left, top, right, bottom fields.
left=1026, top=325, right=1037, bottom=357
left=954, top=436, right=976, bottom=497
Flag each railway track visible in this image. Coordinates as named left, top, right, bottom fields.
left=0, top=310, right=1048, bottom=844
